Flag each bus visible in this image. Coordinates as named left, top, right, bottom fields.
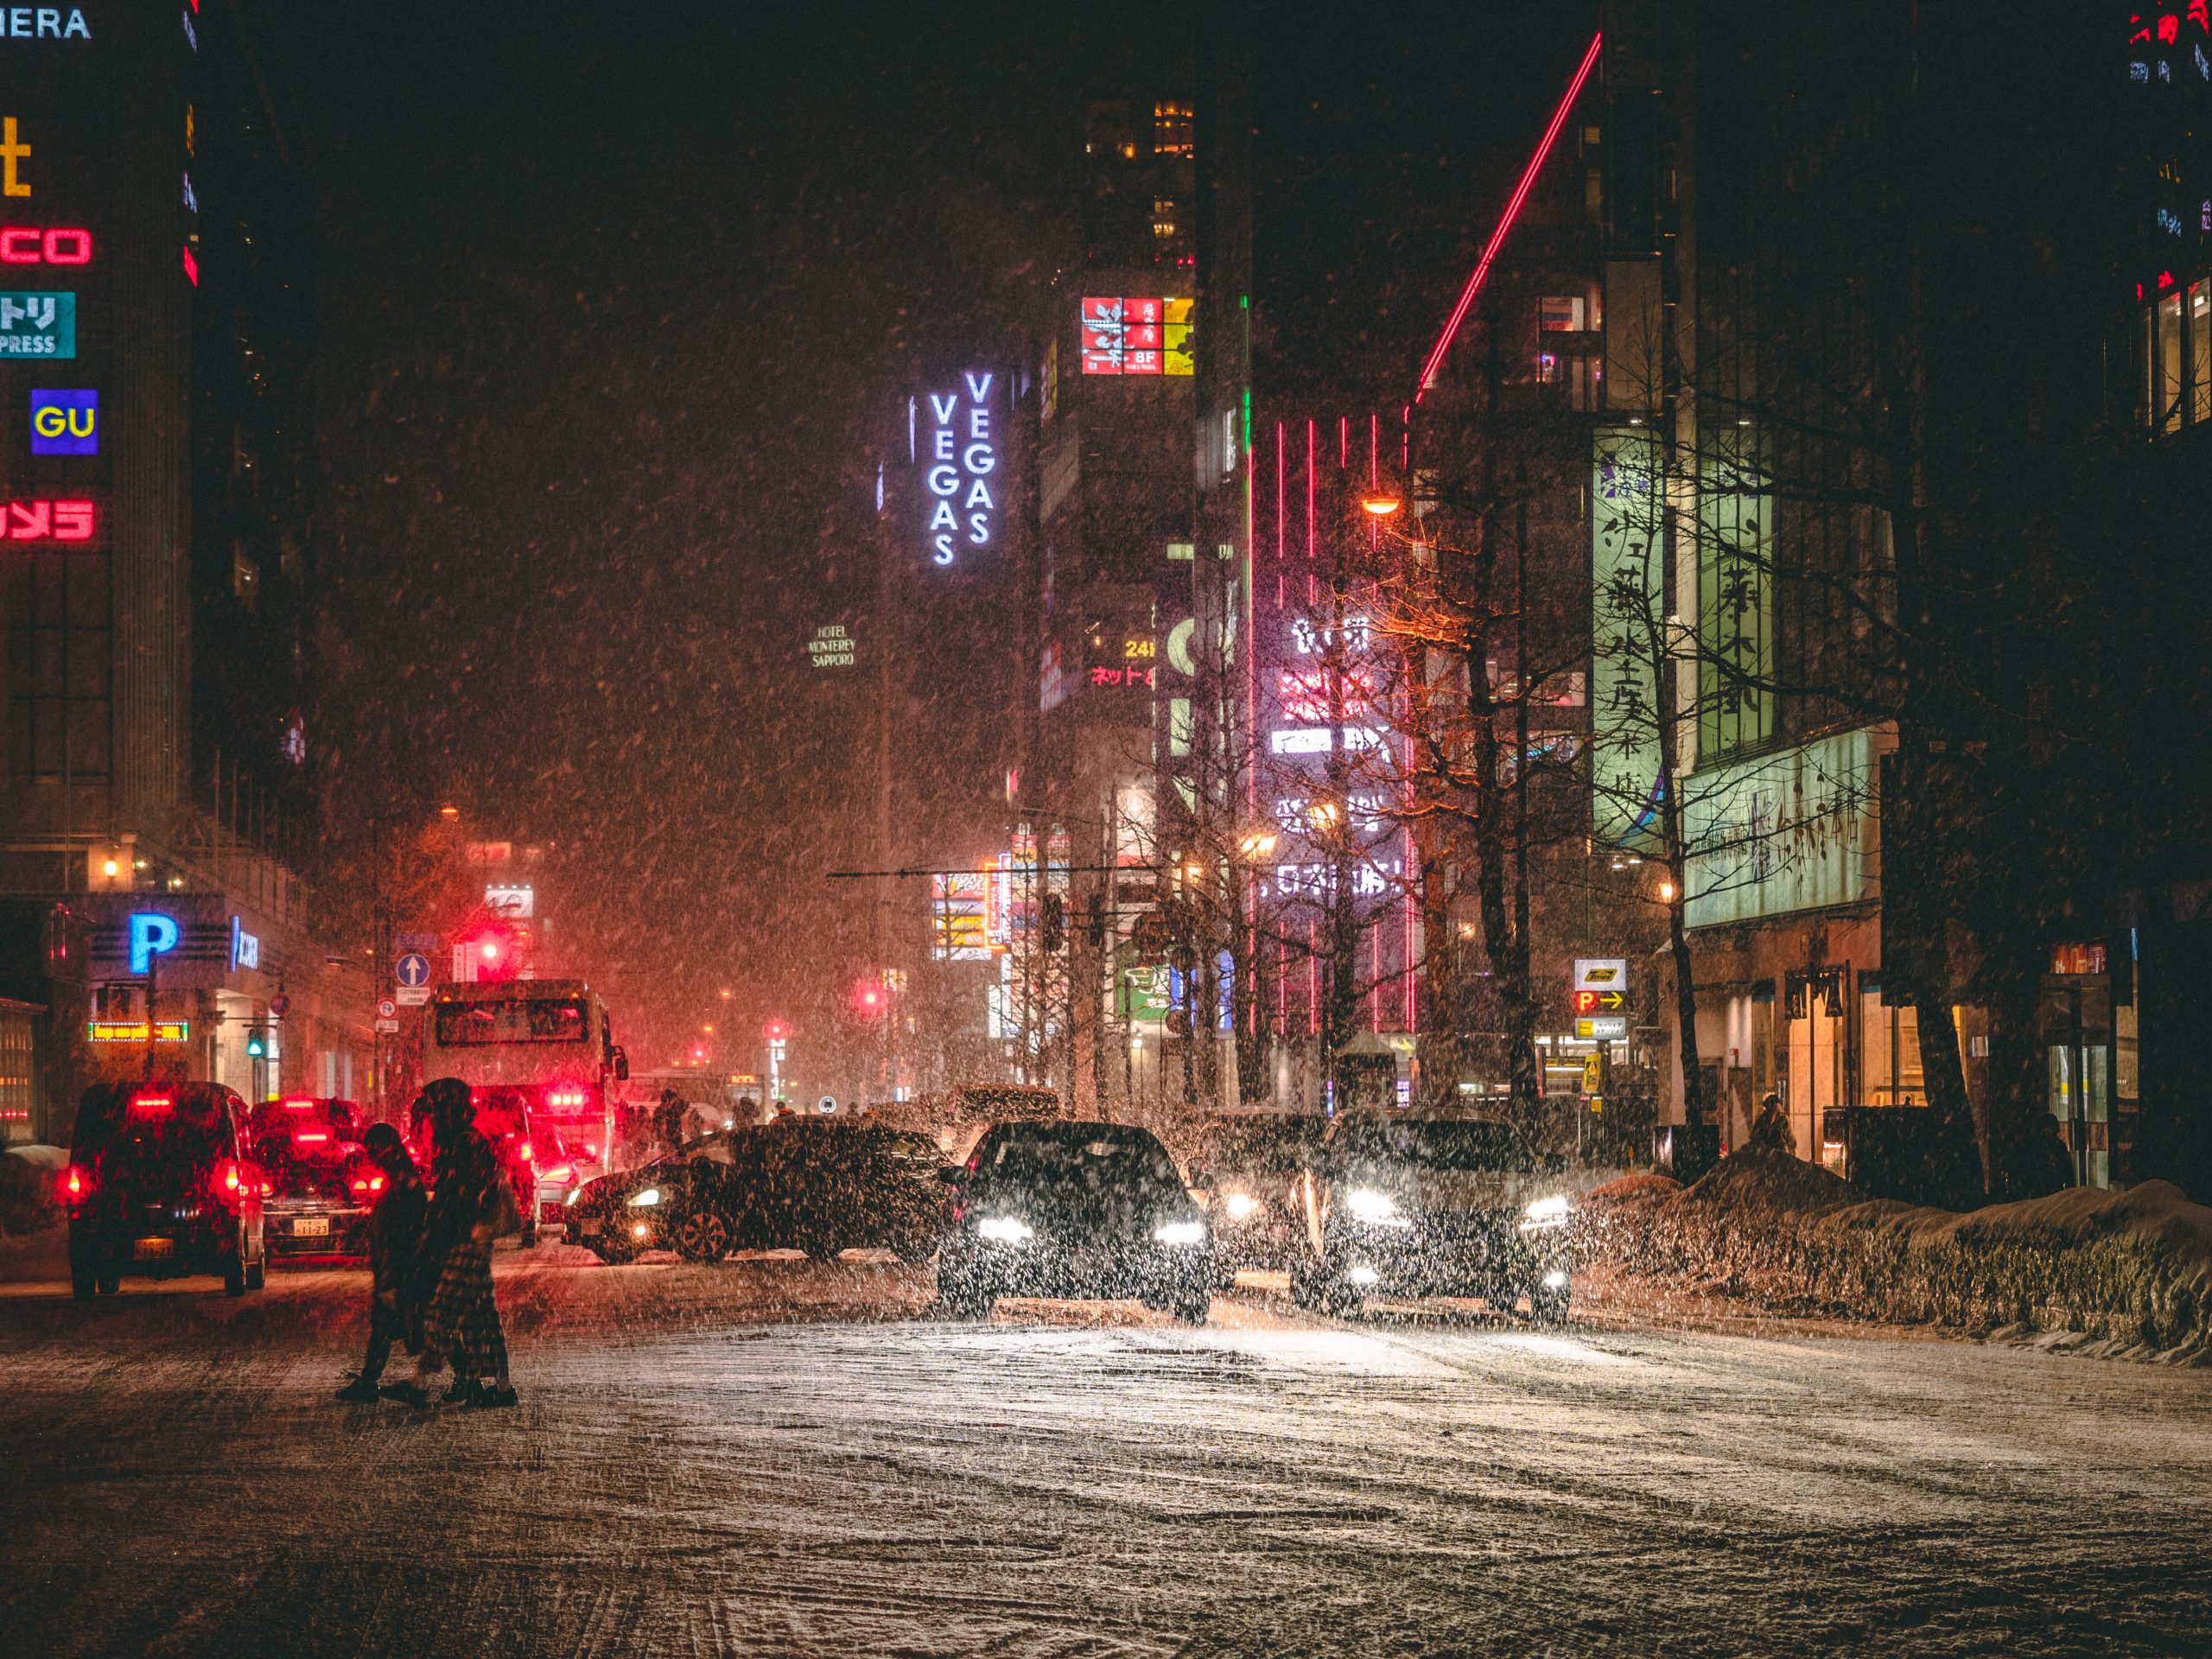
left=419, top=980, right=629, bottom=1193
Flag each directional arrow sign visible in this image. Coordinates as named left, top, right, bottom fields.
left=1599, top=991, right=1625, bottom=1011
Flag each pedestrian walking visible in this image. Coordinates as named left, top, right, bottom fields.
left=336, top=1122, right=428, bottom=1402
left=381, top=1078, right=519, bottom=1409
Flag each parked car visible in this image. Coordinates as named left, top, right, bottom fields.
left=745, top=1119, right=944, bottom=1261
left=935, top=1121, right=1212, bottom=1324
left=1287, top=1113, right=1573, bottom=1321
left=64, top=1082, right=269, bottom=1300
left=1185, top=1113, right=1329, bottom=1283
left=247, top=1096, right=378, bottom=1259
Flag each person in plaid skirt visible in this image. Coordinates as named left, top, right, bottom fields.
left=381, top=1079, right=518, bottom=1409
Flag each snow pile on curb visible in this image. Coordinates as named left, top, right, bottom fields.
left=1577, top=1154, right=2212, bottom=1363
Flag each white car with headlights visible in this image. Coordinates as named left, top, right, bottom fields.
left=1288, top=1115, right=1574, bottom=1321
left=936, top=1121, right=1214, bottom=1323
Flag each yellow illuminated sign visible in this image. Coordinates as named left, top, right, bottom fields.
left=1, top=117, right=30, bottom=198
left=87, top=1021, right=191, bottom=1043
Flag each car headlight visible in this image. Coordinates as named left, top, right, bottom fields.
left=1223, top=1192, right=1261, bottom=1222
left=1153, top=1220, right=1206, bottom=1247
left=1344, top=1187, right=1408, bottom=1227
left=628, top=1186, right=662, bottom=1209
left=563, top=1187, right=582, bottom=1208
left=976, top=1216, right=1033, bottom=1244
left=1521, top=1195, right=1573, bottom=1228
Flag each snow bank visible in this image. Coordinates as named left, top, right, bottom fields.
left=1577, top=1153, right=2212, bottom=1363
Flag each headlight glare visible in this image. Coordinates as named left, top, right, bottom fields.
left=1223, top=1192, right=1261, bottom=1222
left=1153, top=1220, right=1206, bottom=1247
left=976, top=1216, right=1033, bottom=1244
left=1522, top=1194, right=1573, bottom=1227
left=1344, top=1187, right=1407, bottom=1227
left=628, top=1186, right=662, bottom=1209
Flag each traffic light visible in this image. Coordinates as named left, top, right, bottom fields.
left=1041, top=893, right=1066, bottom=952
left=245, top=1026, right=270, bottom=1060
left=764, top=1018, right=788, bottom=1042
left=1083, top=895, right=1107, bottom=950
left=853, top=980, right=887, bottom=1019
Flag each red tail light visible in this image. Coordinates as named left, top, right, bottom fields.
left=216, top=1160, right=251, bottom=1205
left=61, top=1164, right=87, bottom=1203
left=517, top=1141, right=532, bottom=1164
left=369, top=1173, right=385, bottom=1192
left=283, top=1097, right=315, bottom=1110
left=294, top=1130, right=329, bottom=1144
left=128, top=1093, right=173, bottom=1116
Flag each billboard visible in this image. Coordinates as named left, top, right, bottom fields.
left=1681, top=726, right=1888, bottom=930
left=1591, top=425, right=1664, bottom=850
left=29, top=386, right=94, bottom=453
left=920, top=372, right=997, bottom=566
left=0, top=290, right=73, bottom=357
left=1080, top=296, right=1193, bottom=375
left=931, top=870, right=991, bottom=960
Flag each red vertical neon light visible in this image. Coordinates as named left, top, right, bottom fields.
left=1305, top=419, right=1317, bottom=607
left=1414, top=29, right=1603, bottom=403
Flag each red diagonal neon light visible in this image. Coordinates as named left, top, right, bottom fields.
left=1414, top=30, right=1603, bottom=404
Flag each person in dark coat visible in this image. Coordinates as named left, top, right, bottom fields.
left=336, top=1123, right=428, bottom=1402
left=1746, top=1091, right=1796, bottom=1157
left=382, top=1078, right=517, bottom=1409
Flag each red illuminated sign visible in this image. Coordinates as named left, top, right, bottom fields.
left=1080, top=296, right=1193, bottom=375
left=1573, top=989, right=1600, bottom=1015
left=2, top=499, right=93, bottom=541
left=1280, top=666, right=1378, bottom=723
left=0, top=226, right=90, bottom=264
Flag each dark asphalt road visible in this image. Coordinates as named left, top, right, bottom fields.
left=2, top=1241, right=2208, bottom=1657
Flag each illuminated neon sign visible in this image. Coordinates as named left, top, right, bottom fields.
left=1, top=498, right=92, bottom=540
left=29, top=388, right=93, bottom=454
left=0, top=9, right=92, bottom=39
left=923, top=372, right=996, bottom=566
left=129, top=913, right=181, bottom=976
left=0, top=226, right=88, bottom=264
left=0, top=289, right=70, bottom=355
left=229, top=916, right=260, bottom=971
left=1080, top=297, right=1194, bottom=374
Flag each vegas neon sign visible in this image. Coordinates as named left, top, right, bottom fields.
left=922, top=372, right=997, bottom=567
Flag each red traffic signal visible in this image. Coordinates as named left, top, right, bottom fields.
left=764, top=1018, right=788, bottom=1041
left=852, top=981, right=887, bottom=1018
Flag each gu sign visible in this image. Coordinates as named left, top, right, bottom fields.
left=922, top=372, right=996, bottom=566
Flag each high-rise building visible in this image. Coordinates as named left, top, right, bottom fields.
left=0, top=3, right=368, bottom=1141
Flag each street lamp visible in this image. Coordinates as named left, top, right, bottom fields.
left=1360, top=493, right=1402, bottom=518
left=1236, top=828, right=1278, bottom=861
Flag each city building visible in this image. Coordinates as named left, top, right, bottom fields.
left=0, top=3, right=370, bottom=1141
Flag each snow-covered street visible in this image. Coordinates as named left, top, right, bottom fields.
left=3, top=1246, right=2208, bottom=1657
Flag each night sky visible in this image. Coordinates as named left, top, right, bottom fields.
left=272, top=0, right=1591, bottom=1057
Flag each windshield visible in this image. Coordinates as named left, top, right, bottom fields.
left=983, top=1125, right=1180, bottom=1189
left=1329, top=1119, right=1535, bottom=1173
left=1198, top=1117, right=1326, bottom=1174
left=433, top=998, right=589, bottom=1046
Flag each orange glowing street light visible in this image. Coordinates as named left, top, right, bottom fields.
left=1360, top=493, right=1402, bottom=518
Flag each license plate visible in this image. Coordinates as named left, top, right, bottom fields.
left=290, top=1217, right=329, bottom=1238
left=132, top=1236, right=174, bottom=1261
left=578, top=1217, right=602, bottom=1236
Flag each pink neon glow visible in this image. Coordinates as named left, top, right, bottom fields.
left=1414, top=30, right=1603, bottom=403
left=1305, top=419, right=1317, bottom=607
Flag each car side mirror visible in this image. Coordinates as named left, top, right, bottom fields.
left=1185, top=1163, right=1212, bottom=1191
left=612, top=1047, right=630, bottom=1081
left=938, top=1166, right=963, bottom=1185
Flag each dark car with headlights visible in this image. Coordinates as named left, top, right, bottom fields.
left=64, top=1083, right=268, bottom=1300
left=935, top=1121, right=1212, bottom=1324
left=562, top=1130, right=740, bottom=1262
left=1287, top=1114, right=1573, bottom=1321
left=567, top=1122, right=948, bottom=1265
left=1185, top=1113, right=1328, bottom=1283
left=247, top=1096, right=378, bottom=1258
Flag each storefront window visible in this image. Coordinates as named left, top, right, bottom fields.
left=2193, top=280, right=2210, bottom=424
left=1859, top=993, right=1924, bottom=1107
